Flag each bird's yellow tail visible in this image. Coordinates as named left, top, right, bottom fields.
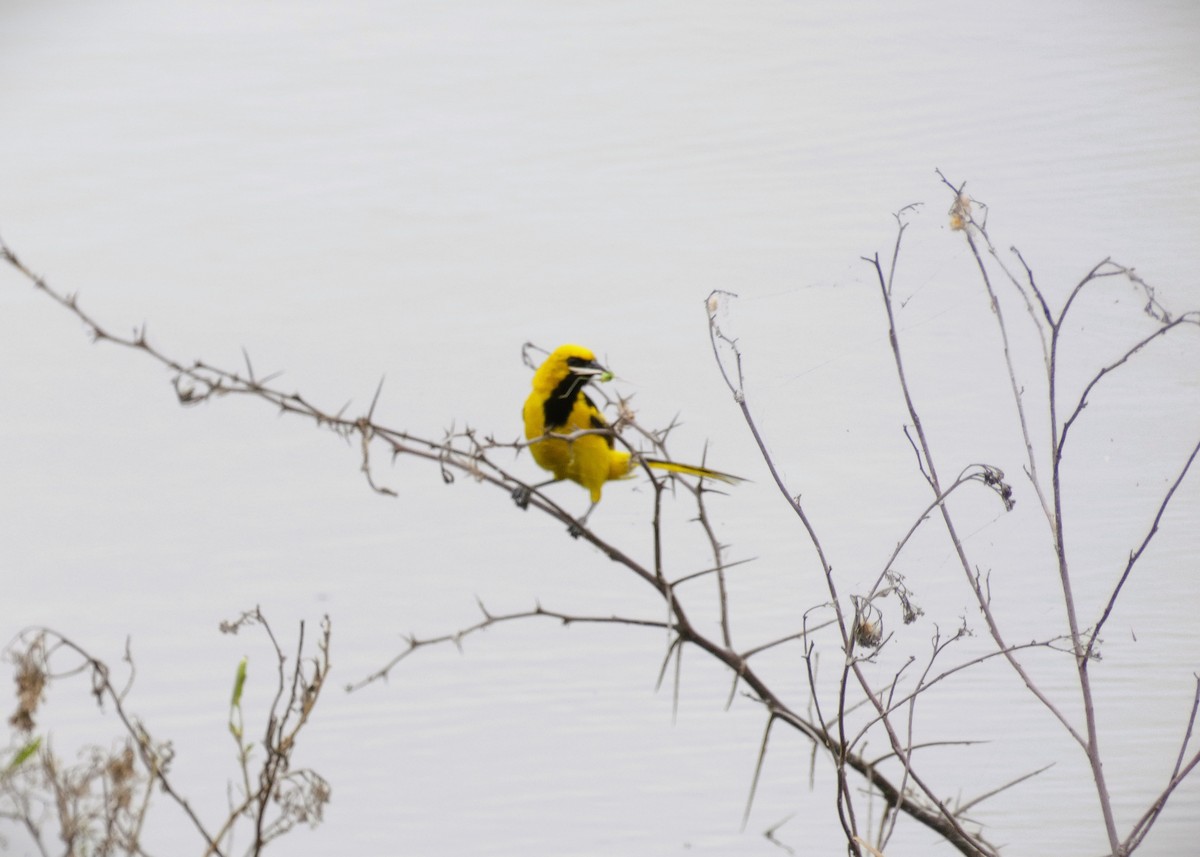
left=642, top=458, right=744, bottom=485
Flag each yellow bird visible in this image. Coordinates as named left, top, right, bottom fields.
left=519, top=343, right=741, bottom=523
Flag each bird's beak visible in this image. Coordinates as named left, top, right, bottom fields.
left=571, top=360, right=613, bottom=383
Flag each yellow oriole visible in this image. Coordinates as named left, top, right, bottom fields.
left=520, top=344, right=741, bottom=522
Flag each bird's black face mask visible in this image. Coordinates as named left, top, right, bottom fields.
left=544, top=357, right=609, bottom=429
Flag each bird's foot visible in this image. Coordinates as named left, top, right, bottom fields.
left=512, top=485, right=532, bottom=510
left=567, top=503, right=596, bottom=538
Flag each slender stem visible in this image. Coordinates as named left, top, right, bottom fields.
left=867, top=248, right=1084, bottom=747
left=1087, top=437, right=1200, bottom=661
left=707, top=291, right=996, bottom=855
left=961, top=228, right=1055, bottom=533
left=1046, top=296, right=1121, bottom=852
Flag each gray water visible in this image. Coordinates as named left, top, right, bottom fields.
left=2, top=1, right=1198, bottom=854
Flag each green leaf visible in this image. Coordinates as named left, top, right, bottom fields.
left=228, top=657, right=248, bottom=740
left=231, top=657, right=248, bottom=708
left=5, top=736, right=41, bottom=773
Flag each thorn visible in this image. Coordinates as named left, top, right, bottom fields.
left=368, top=374, right=386, bottom=421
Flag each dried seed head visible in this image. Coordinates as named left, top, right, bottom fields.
left=949, top=192, right=972, bottom=231
left=9, top=647, right=47, bottom=732
left=854, top=615, right=883, bottom=649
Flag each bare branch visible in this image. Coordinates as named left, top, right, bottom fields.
left=956, top=763, right=1055, bottom=815
left=349, top=605, right=670, bottom=692
left=1086, top=437, right=1200, bottom=661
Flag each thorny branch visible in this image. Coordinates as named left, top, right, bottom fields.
left=4, top=233, right=1002, bottom=856
left=5, top=172, right=1198, bottom=857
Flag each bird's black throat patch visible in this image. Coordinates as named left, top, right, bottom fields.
left=543, top=374, right=591, bottom=430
